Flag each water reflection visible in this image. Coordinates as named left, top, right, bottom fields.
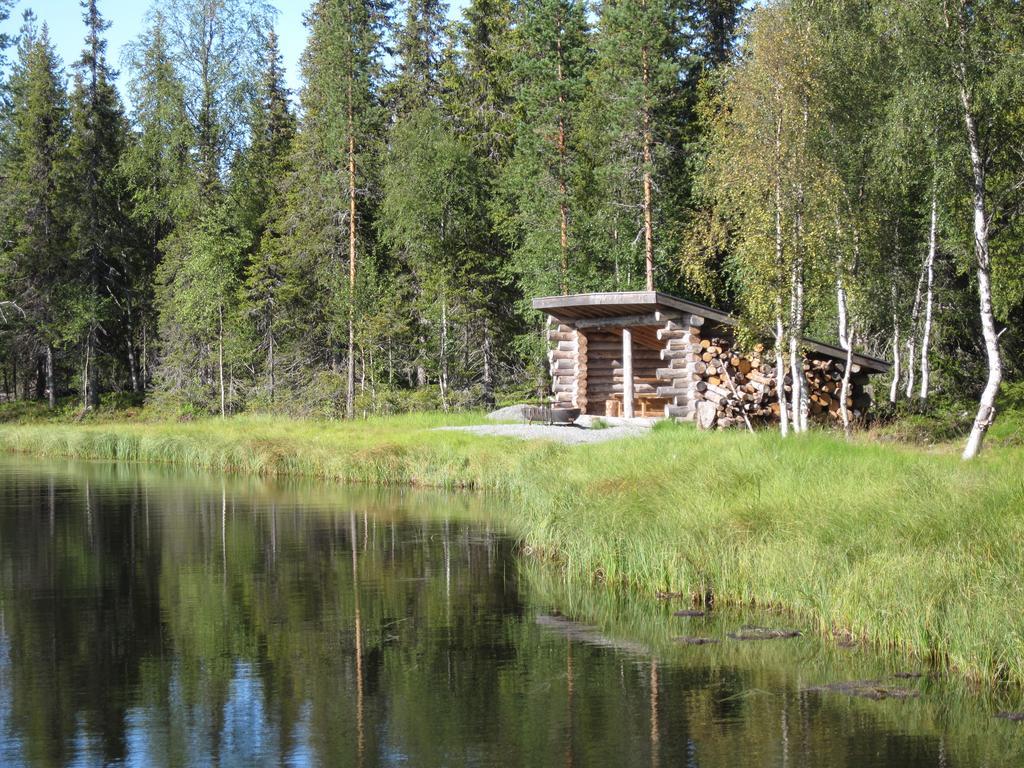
left=0, top=457, right=1019, bottom=767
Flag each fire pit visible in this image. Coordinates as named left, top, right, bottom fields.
left=523, top=406, right=581, bottom=426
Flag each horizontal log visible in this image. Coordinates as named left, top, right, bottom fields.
left=548, top=350, right=576, bottom=362
left=705, top=382, right=731, bottom=397
left=574, top=312, right=680, bottom=330
left=656, top=386, right=693, bottom=397
left=656, top=367, right=692, bottom=380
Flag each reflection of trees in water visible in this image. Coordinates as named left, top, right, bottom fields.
left=0, top=460, right=1020, bottom=767
left=520, top=561, right=1024, bottom=768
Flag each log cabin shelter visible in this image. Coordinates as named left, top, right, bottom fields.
left=532, top=290, right=891, bottom=423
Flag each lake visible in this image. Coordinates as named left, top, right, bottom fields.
left=0, top=456, right=1019, bottom=767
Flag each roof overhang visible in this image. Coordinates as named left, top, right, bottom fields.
left=532, top=291, right=891, bottom=374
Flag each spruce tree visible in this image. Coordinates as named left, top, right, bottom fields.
left=121, top=13, right=197, bottom=392
left=67, top=0, right=131, bottom=406
left=0, top=0, right=14, bottom=68
left=0, top=15, right=71, bottom=408
left=446, top=0, right=520, bottom=403
left=233, top=29, right=296, bottom=406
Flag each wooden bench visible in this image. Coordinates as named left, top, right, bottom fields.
left=610, top=392, right=670, bottom=418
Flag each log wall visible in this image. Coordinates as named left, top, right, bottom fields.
left=546, top=320, right=583, bottom=409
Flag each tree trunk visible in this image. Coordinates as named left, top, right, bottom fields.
left=346, top=82, right=358, bottom=420
left=268, top=311, right=275, bottom=405
left=141, top=320, right=148, bottom=389
left=556, top=28, right=570, bottom=295
left=45, top=345, right=55, bottom=409
left=218, top=303, right=226, bottom=418
left=841, top=327, right=855, bottom=439
left=905, top=259, right=925, bottom=399
left=889, top=278, right=900, bottom=404
left=789, top=256, right=805, bottom=433
left=640, top=20, right=654, bottom=292
left=438, top=299, right=449, bottom=410
left=919, top=192, right=937, bottom=400
left=482, top=320, right=495, bottom=408
left=774, top=316, right=789, bottom=438
left=85, top=326, right=99, bottom=409
left=123, top=302, right=140, bottom=394
left=836, top=262, right=853, bottom=437
left=959, top=78, right=1002, bottom=459
left=773, top=157, right=788, bottom=438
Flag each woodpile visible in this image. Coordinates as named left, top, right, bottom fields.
left=679, top=335, right=779, bottom=429
left=682, top=334, right=872, bottom=430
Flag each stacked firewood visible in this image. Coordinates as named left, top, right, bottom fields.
left=690, top=337, right=778, bottom=428
left=791, top=358, right=872, bottom=422
left=689, top=336, right=871, bottom=430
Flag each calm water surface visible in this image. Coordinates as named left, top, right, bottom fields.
left=0, top=456, right=1019, bottom=767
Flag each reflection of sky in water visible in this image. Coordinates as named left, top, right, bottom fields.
left=221, top=662, right=275, bottom=766
left=0, top=627, right=21, bottom=767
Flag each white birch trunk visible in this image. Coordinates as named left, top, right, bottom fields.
left=919, top=193, right=937, bottom=400
left=775, top=315, right=789, bottom=438
left=836, top=265, right=852, bottom=437
left=959, top=83, right=1003, bottom=459
left=905, top=260, right=925, bottom=399
left=888, top=304, right=900, bottom=404
left=789, top=256, right=806, bottom=432
left=841, top=328, right=855, bottom=439
left=218, top=303, right=226, bottom=418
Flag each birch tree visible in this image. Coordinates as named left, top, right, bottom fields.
left=891, top=0, right=1023, bottom=457
left=695, top=2, right=833, bottom=435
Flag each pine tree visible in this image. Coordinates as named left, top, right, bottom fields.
left=281, top=0, right=388, bottom=416
left=0, top=15, right=71, bottom=408
left=67, top=0, right=131, bottom=407
left=582, top=0, right=690, bottom=291
left=502, top=0, right=590, bottom=298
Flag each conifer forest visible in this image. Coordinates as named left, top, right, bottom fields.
left=0, top=0, right=1021, bottom=456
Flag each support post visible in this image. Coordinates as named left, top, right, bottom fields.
left=622, top=327, right=634, bottom=418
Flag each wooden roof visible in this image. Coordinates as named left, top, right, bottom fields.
left=532, top=291, right=891, bottom=374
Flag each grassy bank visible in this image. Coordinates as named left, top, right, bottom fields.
left=0, top=408, right=1022, bottom=687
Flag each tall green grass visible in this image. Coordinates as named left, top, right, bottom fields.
left=1, top=411, right=1022, bottom=686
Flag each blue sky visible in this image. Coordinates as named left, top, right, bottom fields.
left=1, top=0, right=469, bottom=104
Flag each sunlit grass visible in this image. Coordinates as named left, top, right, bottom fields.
left=0, top=406, right=1022, bottom=686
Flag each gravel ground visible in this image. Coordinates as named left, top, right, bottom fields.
left=436, top=423, right=650, bottom=444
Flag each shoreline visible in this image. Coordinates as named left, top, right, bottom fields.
left=0, top=413, right=1022, bottom=688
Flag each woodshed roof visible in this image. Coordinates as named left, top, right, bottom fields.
left=532, top=291, right=891, bottom=374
